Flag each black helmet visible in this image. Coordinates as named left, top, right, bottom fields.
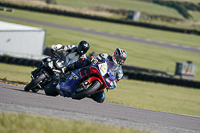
left=77, top=40, right=90, bottom=55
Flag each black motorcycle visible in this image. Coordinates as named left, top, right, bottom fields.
left=24, top=51, right=64, bottom=92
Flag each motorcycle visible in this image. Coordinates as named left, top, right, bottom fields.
left=44, top=59, right=118, bottom=100
left=24, top=51, right=64, bottom=92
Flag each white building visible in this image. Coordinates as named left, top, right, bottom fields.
left=0, top=21, right=46, bottom=59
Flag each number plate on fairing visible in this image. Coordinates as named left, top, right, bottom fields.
left=98, top=63, right=107, bottom=76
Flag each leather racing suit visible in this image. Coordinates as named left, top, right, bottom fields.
left=51, top=44, right=87, bottom=66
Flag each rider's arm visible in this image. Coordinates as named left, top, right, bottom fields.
left=107, top=66, right=123, bottom=90
left=116, top=66, right=123, bottom=82
left=75, top=58, right=91, bottom=69
left=51, top=44, right=76, bottom=52
left=63, top=45, right=76, bottom=52
left=98, top=53, right=109, bottom=60
left=90, top=53, right=109, bottom=64
left=65, top=57, right=90, bottom=72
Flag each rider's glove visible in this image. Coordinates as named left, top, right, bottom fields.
left=106, top=80, right=117, bottom=91
left=90, top=55, right=102, bottom=65
left=91, top=58, right=99, bottom=65
left=64, top=67, right=69, bottom=73
left=64, top=63, right=75, bottom=73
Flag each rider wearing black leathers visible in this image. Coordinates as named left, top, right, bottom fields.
left=51, top=40, right=90, bottom=71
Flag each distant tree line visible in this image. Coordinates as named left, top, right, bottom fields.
left=153, top=0, right=200, bottom=19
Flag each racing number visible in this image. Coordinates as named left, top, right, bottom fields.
left=100, top=65, right=107, bottom=73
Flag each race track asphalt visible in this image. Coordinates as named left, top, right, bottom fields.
left=0, top=82, right=200, bottom=133
left=0, top=14, right=200, bottom=54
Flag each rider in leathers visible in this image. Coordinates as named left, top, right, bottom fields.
left=51, top=40, right=90, bottom=72
left=64, top=48, right=127, bottom=103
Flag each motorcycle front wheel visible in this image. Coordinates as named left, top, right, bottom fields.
left=71, top=80, right=101, bottom=100
left=24, top=73, right=46, bottom=92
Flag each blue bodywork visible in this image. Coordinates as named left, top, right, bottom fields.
left=58, top=60, right=118, bottom=97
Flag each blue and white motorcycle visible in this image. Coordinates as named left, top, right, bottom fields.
left=44, top=59, right=118, bottom=100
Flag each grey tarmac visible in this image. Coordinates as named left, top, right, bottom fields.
left=0, top=82, right=200, bottom=133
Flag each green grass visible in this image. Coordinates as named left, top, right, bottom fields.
left=54, top=0, right=200, bottom=30
left=189, top=10, right=200, bottom=21
left=0, top=9, right=200, bottom=47
left=0, top=113, right=146, bottom=133
left=0, top=63, right=33, bottom=83
left=106, top=80, right=200, bottom=116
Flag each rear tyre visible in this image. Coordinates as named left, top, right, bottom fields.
left=31, top=88, right=39, bottom=93
left=24, top=73, right=46, bottom=92
left=44, top=79, right=59, bottom=96
left=71, top=80, right=101, bottom=100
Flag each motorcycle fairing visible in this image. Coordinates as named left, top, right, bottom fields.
left=97, top=62, right=116, bottom=88
left=104, top=72, right=116, bottom=88
left=59, top=69, right=81, bottom=97
left=59, top=60, right=117, bottom=97
left=84, top=66, right=107, bottom=90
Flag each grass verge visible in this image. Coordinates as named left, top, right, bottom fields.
left=0, top=9, right=200, bottom=47
left=0, top=113, right=147, bottom=133
left=106, top=80, right=200, bottom=116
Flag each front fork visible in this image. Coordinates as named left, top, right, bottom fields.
left=31, top=63, right=44, bottom=76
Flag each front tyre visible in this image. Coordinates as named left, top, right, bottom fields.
left=24, top=73, right=46, bottom=91
left=71, top=80, right=101, bottom=100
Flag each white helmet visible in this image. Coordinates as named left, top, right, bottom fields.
left=112, top=48, right=127, bottom=66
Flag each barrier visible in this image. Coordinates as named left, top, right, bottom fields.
left=0, top=55, right=199, bottom=89
left=0, top=55, right=40, bottom=67
left=123, top=72, right=200, bottom=89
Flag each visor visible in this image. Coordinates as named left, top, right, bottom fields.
left=116, top=57, right=125, bottom=64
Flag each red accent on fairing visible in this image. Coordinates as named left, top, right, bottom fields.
left=80, top=68, right=83, bottom=78
left=79, top=66, right=107, bottom=91
left=89, top=66, right=107, bottom=90
left=88, top=77, right=102, bottom=84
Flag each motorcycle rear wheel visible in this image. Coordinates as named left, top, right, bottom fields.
left=44, top=79, right=59, bottom=96
left=71, top=80, right=101, bottom=100
left=24, top=73, right=46, bottom=92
